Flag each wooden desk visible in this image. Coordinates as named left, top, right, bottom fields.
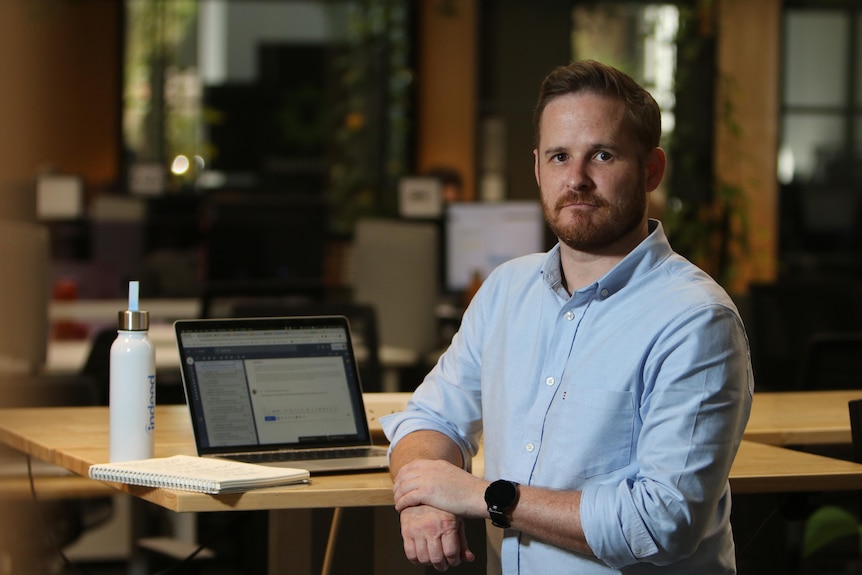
left=729, top=440, right=862, bottom=493
left=0, top=401, right=413, bottom=574
left=0, top=474, right=116, bottom=500
left=0, top=405, right=396, bottom=513
left=745, top=390, right=862, bottom=446
left=4, top=392, right=862, bottom=572
left=3, top=395, right=862, bottom=506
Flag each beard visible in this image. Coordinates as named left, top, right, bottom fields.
left=542, top=181, right=647, bottom=252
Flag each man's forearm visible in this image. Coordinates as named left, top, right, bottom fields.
left=509, top=486, right=593, bottom=555
left=390, top=431, right=592, bottom=556
left=389, top=429, right=465, bottom=479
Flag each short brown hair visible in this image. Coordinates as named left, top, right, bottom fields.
left=533, top=60, right=662, bottom=157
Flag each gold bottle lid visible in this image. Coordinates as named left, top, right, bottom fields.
left=117, top=309, right=149, bottom=331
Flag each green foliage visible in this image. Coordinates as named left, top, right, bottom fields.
left=664, top=176, right=750, bottom=287
left=803, top=505, right=862, bottom=559
left=663, top=2, right=750, bottom=288
left=124, top=0, right=199, bottom=164
left=328, top=0, right=413, bottom=235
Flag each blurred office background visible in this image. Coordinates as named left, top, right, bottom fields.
left=2, top=0, right=862, bottom=573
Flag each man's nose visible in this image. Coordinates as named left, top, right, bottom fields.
left=567, top=161, right=592, bottom=190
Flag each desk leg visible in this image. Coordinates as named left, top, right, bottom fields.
left=128, top=497, right=152, bottom=575
left=382, top=368, right=400, bottom=393
left=268, top=509, right=313, bottom=575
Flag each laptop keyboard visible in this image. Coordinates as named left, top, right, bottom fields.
left=227, top=447, right=383, bottom=463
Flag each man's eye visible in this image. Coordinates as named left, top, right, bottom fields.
left=594, top=151, right=612, bottom=162
left=553, top=153, right=568, bottom=163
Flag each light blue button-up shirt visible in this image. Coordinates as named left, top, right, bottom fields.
left=382, top=220, right=754, bottom=574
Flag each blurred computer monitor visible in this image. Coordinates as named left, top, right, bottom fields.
left=443, top=201, right=547, bottom=293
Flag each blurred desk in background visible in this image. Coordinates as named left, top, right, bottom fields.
left=745, top=389, right=862, bottom=446
left=46, top=324, right=180, bottom=376
left=46, top=311, right=420, bottom=392
left=49, top=298, right=200, bottom=327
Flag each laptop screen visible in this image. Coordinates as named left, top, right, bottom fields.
left=175, top=316, right=373, bottom=455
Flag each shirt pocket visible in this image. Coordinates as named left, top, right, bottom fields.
left=545, top=387, right=635, bottom=479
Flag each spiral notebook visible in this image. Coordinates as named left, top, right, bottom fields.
left=88, top=454, right=309, bottom=494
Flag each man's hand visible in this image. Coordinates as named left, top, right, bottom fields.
left=399, top=504, right=475, bottom=571
left=388, top=431, right=482, bottom=569
left=393, top=459, right=487, bottom=517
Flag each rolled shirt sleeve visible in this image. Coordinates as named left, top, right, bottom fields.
left=579, top=303, right=752, bottom=568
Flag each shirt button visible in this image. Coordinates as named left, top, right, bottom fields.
left=564, top=311, right=575, bottom=321
left=600, top=288, right=609, bottom=297
left=525, top=443, right=535, bottom=452
left=545, top=376, right=555, bottom=386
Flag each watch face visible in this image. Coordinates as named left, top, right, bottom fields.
left=485, top=480, right=518, bottom=510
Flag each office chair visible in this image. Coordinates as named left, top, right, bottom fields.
left=352, top=218, right=441, bottom=357
left=198, top=192, right=330, bottom=319
left=82, top=327, right=186, bottom=405
left=849, top=399, right=862, bottom=464
left=79, top=328, right=116, bottom=406
left=799, top=332, right=862, bottom=390
left=748, top=280, right=862, bottom=391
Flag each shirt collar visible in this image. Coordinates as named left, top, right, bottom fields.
left=541, top=219, right=674, bottom=299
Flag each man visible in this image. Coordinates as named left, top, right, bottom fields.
left=381, top=60, right=753, bottom=573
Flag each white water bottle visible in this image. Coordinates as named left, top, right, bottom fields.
left=109, top=281, right=156, bottom=462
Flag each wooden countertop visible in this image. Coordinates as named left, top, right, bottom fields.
left=745, top=389, right=862, bottom=446
left=5, top=391, right=862, bottom=510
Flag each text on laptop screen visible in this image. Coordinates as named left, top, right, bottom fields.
left=179, top=325, right=366, bottom=450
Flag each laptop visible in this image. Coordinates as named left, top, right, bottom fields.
left=174, top=316, right=389, bottom=474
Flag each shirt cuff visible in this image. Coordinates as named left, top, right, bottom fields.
left=380, top=412, right=474, bottom=473
left=580, top=481, right=658, bottom=569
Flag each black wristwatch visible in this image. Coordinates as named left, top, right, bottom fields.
left=484, top=479, right=520, bottom=528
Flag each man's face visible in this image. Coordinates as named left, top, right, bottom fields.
left=533, top=92, right=658, bottom=253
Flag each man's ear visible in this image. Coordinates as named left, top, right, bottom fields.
left=533, top=149, right=541, bottom=188
left=645, top=147, right=666, bottom=193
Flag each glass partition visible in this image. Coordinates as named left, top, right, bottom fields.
left=779, top=3, right=862, bottom=274
left=122, top=0, right=414, bottom=234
